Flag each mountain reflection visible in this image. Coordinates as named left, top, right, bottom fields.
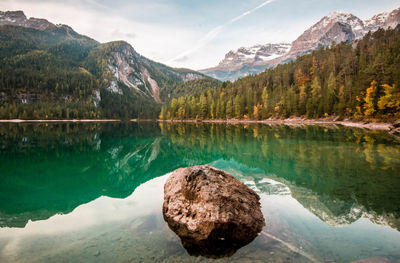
left=0, top=122, right=399, bottom=231
left=0, top=122, right=169, bottom=227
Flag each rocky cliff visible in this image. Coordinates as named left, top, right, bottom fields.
left=201, top=7, right=400, bottom=81
left=0, top=10, right=208, bottom=118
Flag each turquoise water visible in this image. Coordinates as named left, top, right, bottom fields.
left=0, top=122, right=399, bottom=262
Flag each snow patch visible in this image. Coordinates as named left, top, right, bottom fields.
left=215, top=43, right=292, bottom=69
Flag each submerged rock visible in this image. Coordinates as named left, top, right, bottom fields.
left=162, top=165, right=265, bottom=258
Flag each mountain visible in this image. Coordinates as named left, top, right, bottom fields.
left=201, top=7, right=400, bottom=81
left=283, top=8, right=400, bottom=60
left=364, top=7, right=400, bottom=32
left=286, top=11, right=365, bottom=59
left=85, top=41, right=206, bottom=103
left=205, top=159, right=400, bottom=230
left=272, top=176, right=400, bottom=230
left=199, top=43, right=291, bottom=81
left=163, top=25, right=400, bottom=121
left=0, top=11, right=208, bottom=119
left=1, top=10, right=62, bottom=31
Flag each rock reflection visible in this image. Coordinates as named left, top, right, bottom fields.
left=1, top=122, right=400, bottom=232
left=162, top=165, right=265, bottom=259
left=160, top=123, right=400, bottom=228
left=169, top=231, right=256, bottom=259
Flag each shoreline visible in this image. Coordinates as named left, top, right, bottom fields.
left=158, top=118, right=398, bottom=131
left=0, top=118, right=398, bottom=131
left=0, top=119, right=122, bottom=123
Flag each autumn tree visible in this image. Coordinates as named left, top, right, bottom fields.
left=378, top=84, right=400, bottom=114
left=364, top=80, right=378, bottom=116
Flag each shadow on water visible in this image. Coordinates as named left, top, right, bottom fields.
left=164, top=220, right=259, bottom=259
left=177, top=234, right=258, bottom=259
left=0, top=122, right=399, bottom=235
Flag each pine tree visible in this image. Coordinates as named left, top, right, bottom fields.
left=261, top=87, right=269, bottom=118
left=199, top=94, right=207, bottom=119
left=226, top=100, right=233, bottom=119
left=234, top=95, right=242, bottom=119
left=325, top=72, right=337, bottom=115
left=210, top=101, right=215, bottom=119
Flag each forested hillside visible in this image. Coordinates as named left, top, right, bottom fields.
left=0, top=25, right=103, bottom=119
left=0, top=13, right=209, bottom=120
left=161, top=26, right=400, bottom=121
left=1, top=10, right=399, bottom=121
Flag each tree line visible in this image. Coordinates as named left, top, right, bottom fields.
left=161, top=26, right=400, bottom=121
left=0, top=27, right=167, bottom=119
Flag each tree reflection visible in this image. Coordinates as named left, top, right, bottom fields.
left=0, top=122, right=399, bottom=230
left=160, top=122, right=400, bottom=228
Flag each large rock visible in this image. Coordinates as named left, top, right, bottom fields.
left=162, top=165, right=265, bottom=258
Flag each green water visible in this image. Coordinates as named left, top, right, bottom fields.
left=0, top=122, right=399, bottom=263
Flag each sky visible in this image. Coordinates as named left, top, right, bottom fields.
left=0, top=0, right=399, bottom=70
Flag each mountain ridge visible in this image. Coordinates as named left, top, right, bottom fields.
left=0, top=10, right=93, bottom=40
left=201, top=7, right=400, bottom=81
left=200, top=43, right=290, bottom=81
left=0, top=10, right=211, bottom=119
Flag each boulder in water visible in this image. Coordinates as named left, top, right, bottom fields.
left=162, top=165, right=265, bottom=258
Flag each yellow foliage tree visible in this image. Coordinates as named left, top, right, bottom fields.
left=295, top=68, right=311, bottom=86
left=364, top=80, right=378, bottom=116
left=378, top=84, right=400, bottom=112
left=253, top=104, right=261, bottom=120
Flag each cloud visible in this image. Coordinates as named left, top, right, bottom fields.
left=173, top=55, right=190, bottom=63
left=111, top=29, right=136, bottom=40
left=2, top=0, right=392, bottom=70
left=168, top=0, right=276, bottom=64
left=0, top=0, right=198, bottom=62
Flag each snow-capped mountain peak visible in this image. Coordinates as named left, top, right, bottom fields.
left=199, top=43, right=291, bottom=81
left=364, top=7, right=400, bottom=31
left=289, top=7, right=400, bottom=59
left=309, top=11, right=365, bottom=39
left=326, top=10, right=357, bottom=21
left=214, top=43, right=291, bottom=71
left=365, top=12, right=390, bottom=26
left=201, top=7, right=400, bottom=82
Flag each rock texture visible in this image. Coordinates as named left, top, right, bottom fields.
left=162, top=165, right=265, bottom=258
left=0, top=10, right=206, bottom=104
left=282, top=8, right=400, bottom=61
left=200, top=43, right=291, bottom=81
left=0, top=10, right=78, bottom=33
left=98, top=41, right=205, bottom=102
left=201, top=7, right=400, bottom=81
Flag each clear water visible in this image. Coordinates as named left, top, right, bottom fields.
left=0, top=122, right=399, bottom=263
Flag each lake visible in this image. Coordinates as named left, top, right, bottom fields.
left=0, top=122, right=399, bottom=263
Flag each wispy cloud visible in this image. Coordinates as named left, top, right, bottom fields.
left=168, top=0, right=276, bottom=64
